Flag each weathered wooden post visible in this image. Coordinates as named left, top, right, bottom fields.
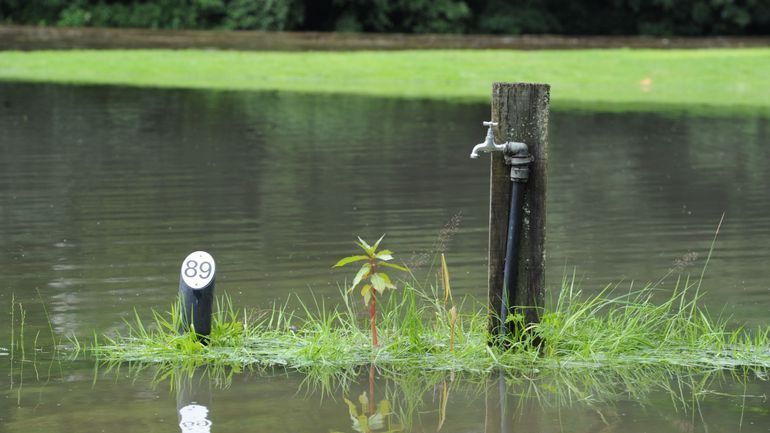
left=472, top=82, right=549, bottom=340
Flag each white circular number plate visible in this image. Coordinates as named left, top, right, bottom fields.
left=181, top=251, right=216, bottom=289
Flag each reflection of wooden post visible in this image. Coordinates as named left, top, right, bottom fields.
left=484, top=373, right=507, bottom=433
left=487, top=83, right=550, bottom=336
left=484, top=374, right=541, bottom=433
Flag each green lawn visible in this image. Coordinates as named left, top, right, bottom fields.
left=1, top=48, right=768, bottom=114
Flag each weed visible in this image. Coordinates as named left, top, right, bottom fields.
left=333, top=235, right=408, bottom=348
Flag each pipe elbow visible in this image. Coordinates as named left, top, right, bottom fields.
left=504, top=141, right=529, bottom=157
left=504, top=141, right=532, bottom=182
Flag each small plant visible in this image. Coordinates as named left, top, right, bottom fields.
left=333, top=235, right=407, bottom=348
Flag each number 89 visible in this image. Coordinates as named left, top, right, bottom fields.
left=184, top=260, right=212, bottom=280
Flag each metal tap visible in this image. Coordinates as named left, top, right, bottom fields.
left=470, top=121, right=506, bottom=158
left=470, top=121, right=532, bottom=182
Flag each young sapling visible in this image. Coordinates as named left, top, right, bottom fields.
left=333, top=235, right=407, bottom=347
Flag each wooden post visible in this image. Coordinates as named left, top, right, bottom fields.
left=487, top=82, right=549, bottom=337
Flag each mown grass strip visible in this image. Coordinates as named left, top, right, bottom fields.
left=0, top=49, right=768, bottom=115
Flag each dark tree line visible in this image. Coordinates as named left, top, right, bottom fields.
left=1, top=0, right=768, bottom=36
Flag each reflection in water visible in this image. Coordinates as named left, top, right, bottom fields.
left=114, top=362, right=766, bottom=433
left=177, top=371, right=213, bottom=433
left=3, top=358, right=769, bottom=433
left=484, top=372, right=539, bottom=433
left=178, top=405, right=212, bottom=433
left=338, top=392, right=401, bottom=433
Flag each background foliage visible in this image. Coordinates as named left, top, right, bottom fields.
left=0, top=0, right=768, bottom=35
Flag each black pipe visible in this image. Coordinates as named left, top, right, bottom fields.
left=496, top=143, right=530, bottom=339
left=179, top=251, right=216, bottom=340
left=498, top=370, right=509, bottom=433
left=498, top=179, right=525, bottom=337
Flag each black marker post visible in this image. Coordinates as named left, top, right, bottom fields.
left=179, top=251, right=216, bottom=341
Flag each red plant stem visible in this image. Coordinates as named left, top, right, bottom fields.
left=370, top=291, right=378, bottom=347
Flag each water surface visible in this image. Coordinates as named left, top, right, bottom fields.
left=1, top=83, right=769, bottom=431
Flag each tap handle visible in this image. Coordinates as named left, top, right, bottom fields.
left=483, top=121, right=498, bottom=127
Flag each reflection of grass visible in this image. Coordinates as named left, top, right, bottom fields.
left=110, top=360, right=764, bottom=433
left=0, top=49, right=768, bottom=115
left=7, top=296, right=66, bottom=405
left=91, top=275, right=770, bottom=376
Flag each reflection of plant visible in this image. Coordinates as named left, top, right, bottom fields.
left=436, top=372, right=455, bottom=431
left=334, top=392, right=402, bottom=433
left=333, top=235, right=407, bottom=347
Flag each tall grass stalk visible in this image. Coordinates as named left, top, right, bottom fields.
left=10, top=293, right=15, bottom=361
left=36, top=287, right=60, bottom=352
left=18, top=300, right=26, bottom=361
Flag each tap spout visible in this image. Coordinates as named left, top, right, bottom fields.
left=470, top=121, right=506, bottom=158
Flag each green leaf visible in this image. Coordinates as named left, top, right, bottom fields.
left=332, top=255, right=369, bottom=268
left=372, top=234, right=386, bottom=251
left=370, top=273, right=386, bottom=293
left=370, top=273, right=395, bottom=294
left=441, top=253, right=451, bottom=302
left=351, top=263, right=371, bottom=291
left=360, top=284, right=371, bottom=296
left=379, top=272, right=393, bottom=285
left=375, top=249, right=393, bottom=261
left=362, top=284, right=372, bottom=306
left=380, top=262, right=408, bottom=272
left=356, top=237, right=373, bottom=255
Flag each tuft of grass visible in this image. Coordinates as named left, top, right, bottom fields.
left=0, top=49, right=769, bottom=115
left=91, top=277, right=770, bottom=376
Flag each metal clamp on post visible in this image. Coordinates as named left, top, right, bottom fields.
left=504, top=143, right=532, bottom=182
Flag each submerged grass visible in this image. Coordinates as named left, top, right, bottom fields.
left=92, top=274, right=770, bottom=376
left=0, top=49, right=769, bottom=115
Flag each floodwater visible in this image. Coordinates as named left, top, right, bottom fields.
left=1, top=83, right=769, bottom=431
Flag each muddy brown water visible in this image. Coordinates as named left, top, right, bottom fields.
left=1, top=83, right=769, bottom=432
